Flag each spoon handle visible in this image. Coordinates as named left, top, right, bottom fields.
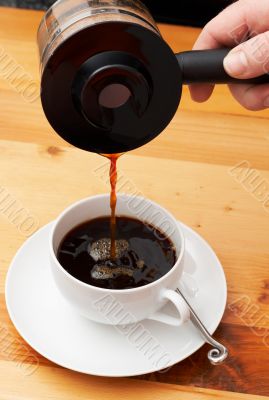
left=176, top=288, right=228, bottom=365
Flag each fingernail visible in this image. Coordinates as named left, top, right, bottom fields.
left=224, top=51, right=248, bottom=77
left=263, top=96, right=269, bottom=107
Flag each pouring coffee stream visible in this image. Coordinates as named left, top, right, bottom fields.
left=101, top=153, right=121, bottom=260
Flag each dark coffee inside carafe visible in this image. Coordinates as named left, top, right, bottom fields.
left=57, top=216, right=176, bottom=290
left=38, top=1, right=182, bottom=154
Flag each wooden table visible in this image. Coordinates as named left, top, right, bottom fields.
left=1, top=7, right=269, bottom=400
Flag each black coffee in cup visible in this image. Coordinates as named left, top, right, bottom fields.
left=57, top=216, right=176, bottom=290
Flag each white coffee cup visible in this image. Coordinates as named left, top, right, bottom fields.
left=49, top=194, right=190, bottom=326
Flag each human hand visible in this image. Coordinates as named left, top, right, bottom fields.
left=189, top=0, right=269, bottom=110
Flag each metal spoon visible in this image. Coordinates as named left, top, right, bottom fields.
left=176, top=288, right=228, bottom=365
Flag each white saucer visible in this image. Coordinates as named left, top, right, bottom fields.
left=5, top=222, right=227, bottom=377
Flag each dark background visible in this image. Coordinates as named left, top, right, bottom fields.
left=0, top=0, right=233, bottom=27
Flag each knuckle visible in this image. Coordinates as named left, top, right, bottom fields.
left=242, top=102, right=262, bottom=111
left=243, top=92, right=264, bottom=110
left=230, top=85, right=265, bottom=111
left=242, top=32, right=269, bottom=66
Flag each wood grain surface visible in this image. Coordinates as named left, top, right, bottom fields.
left=0, top=6, right=269, bottom=400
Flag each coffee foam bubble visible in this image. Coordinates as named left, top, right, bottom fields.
left=88, top=238, right=129, bottom=261
left=91, top=264, right=134, bottom=280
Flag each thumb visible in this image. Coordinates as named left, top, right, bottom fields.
left=224, top=31, right=269, bottom=79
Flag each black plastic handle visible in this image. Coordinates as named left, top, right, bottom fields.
left=176, top=48, right=269, bottom=85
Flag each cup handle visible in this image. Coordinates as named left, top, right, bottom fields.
left=147, top=289, right=190, bottom=326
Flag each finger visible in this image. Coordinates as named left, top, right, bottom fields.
left=189, top=83, right=215, bottom=102
left=228, top=83, right=269, bottom=110
left=190, top=0, right=249, bottom=102
left=189, top=0, right=269, bottom=103
left=223, top=32, right=269, bottom=78
left=193, top=0, right=269, bottom=51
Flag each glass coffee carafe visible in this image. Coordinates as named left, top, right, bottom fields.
left=38, top=0, right=269, bottom=154
left=37, top=0, right=182, bottom=154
